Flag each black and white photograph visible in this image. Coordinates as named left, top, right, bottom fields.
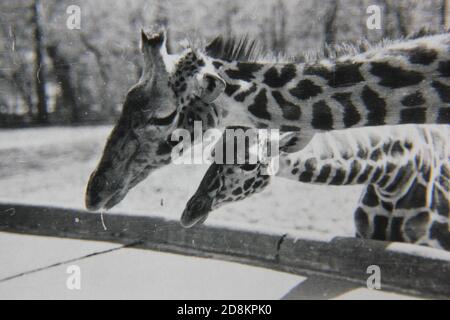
left=0, top=0, right=449, bottom=302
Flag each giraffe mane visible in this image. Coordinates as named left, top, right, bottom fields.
left=204, top=35, right=260, bottom=62
left=185, top=27, right=448, bottom=65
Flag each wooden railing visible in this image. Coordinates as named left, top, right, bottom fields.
left=0, top=203, right=449, bottom=298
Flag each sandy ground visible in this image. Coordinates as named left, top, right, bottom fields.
left=0, top=126, right=360, bottom=236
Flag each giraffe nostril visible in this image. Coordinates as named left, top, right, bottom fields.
left=190, top=201, right=204, bottom=213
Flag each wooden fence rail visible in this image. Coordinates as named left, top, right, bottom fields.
left=0, top=203, right=449, bottom=298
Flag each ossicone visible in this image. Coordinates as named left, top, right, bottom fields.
left=141, top=28, right=166, bottom=51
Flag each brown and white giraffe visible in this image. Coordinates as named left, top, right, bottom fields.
left=85, top=30, right=221, bottom=210
left=173, top=31, right=450, bottom=138
left=182, top=125, right=450, bottom=250
left=86, top=29, right=450, bottom=212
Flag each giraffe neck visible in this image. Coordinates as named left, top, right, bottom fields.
left=210, top=33, right=450, bottom=132
left=274, top=126, right=436, bottom=190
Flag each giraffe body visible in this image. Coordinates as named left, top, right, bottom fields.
left=182, top=125, right=450, bottom=250
left=86, top=29, right=450, bottom=221
left=173, top=32, right=450, bottom=138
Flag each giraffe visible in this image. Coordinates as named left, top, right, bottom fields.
left=85, top=29, right=221, bottom=211
left=171, top=31, right=450, bottom=141
left=181, top=125, right=450, bottom=250
left=86, top=29, right=450, bottom=212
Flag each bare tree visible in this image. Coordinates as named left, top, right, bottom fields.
left=31, top=0, right=48, bottom=124
left=270, top=0, right=288, bottom=53
left=324, top=0, right=339, bottom=45
left=442, top=0, right=449, bottom=29
left=46, top=44, right=80, bottom=123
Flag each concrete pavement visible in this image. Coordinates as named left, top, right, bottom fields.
left=0, top=232, right=423, bottom=300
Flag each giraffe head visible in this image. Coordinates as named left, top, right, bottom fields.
left=169, top=49, right=226, bottom=115
left=169, top=36, right=260, bottom=114
left=85, top=29, right=179, bottom=211
left=181, top=160, right=271, bottom=228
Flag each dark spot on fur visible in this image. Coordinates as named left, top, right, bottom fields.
left=263, top=64, right=297, bottom=88
left=315, top=164, right=331, bottom=183
left=362, top=86, right=386, bottom=125
left=362, top=185, right=379, bottom=207
left=407, top=47, right=437, bottom=65
left=272, top=91, right=301, bottom=121
left=372, top=215, right=389, bottom=240
left=405, top=211, right=430, bottom=243
left=304, top=62, right=364, bottom=87
left=357, top=165, right=373, bottom=183
left=156, top=142, right=172, bottom=155
left=435, top=187, right=449, bottom=218
left=429, top=222, right=450, bottom=250
left=370, top=148, right=382, bottom=161
left=438, top=60, right=450, bottom=77
left=346, top=160, right=362, bottom=184
left=234, top=84, right=257, bottom=102
left=389, top=217, right=405, bottom=242
left=437, top=108, right=450, bottom=124
left=401, top=91, right=425, bottom=106
left=384, top=165, right=409, bottom=193
left=381, top=201, right=393, bottom=212
left=225, top=62, right=264, bottom=82
left=311, top=100, right=333, bottom=130
left=289, top=79, right=323, bottom=100
left=354, top=207, right=370, bottom=238
left=370, top=62, right=424, bottom=88
left=432, top=81, right=450, bottom=103
left=330, top=168, right=346, bottom=185
left=396, top=179, right=427, bottom=209
left=224, top=83, right=241, bottom=96
left=248, top=89, right=271, bottom=120
left=400, top=108, right=427, bottom=124
left=371, top=167, right=383, bottom=183
left=280, top=125, right=301, bottom=132
left=299, top=171, right=313, bottom=183
left=332, top=92, right=361, bottom=128
left=243, top=178, right=255, bottom=191
left=232, top=187, right=243, bottom=196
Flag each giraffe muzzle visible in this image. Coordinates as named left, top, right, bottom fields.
left=180, top=195, right=212, bottom=228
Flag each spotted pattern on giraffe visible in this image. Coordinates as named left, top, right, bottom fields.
left=304, top=62, right=364, bottom=88
left=401, top=91, right=425, bottom=107
left=311, top=100, right=333, bottom=130
left=224, top=83, right=240, bottom=96
left=288, top=79, right=322, bottom=100
left=332, top=92, right=361, bottom=128
left=438, top=60, right=450, bottom=77
left=362, top=86, right=386, bottom=125
left=272, top=91, right=301, bottom=121
left=405, top=211, right=430, bottom=243
left=225, top=62, right=264, bottom=82
left=406, top=46, right=438, bottom=65
left=234, top=84, right=257, bottom=102
left=263, top=64, right=297, bottom=88
left=372, top=215, right=389, bottom=240
left=248, top=89, right=271, bottom=120
left=370, top=62, right=425, bottom=88
left=432, top=81, right=450, bottom=103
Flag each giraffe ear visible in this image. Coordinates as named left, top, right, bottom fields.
left=197, top=73, right=226, bottom=103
